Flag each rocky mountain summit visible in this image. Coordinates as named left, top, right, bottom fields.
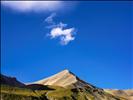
left=33, top=69, right=97, bottom=89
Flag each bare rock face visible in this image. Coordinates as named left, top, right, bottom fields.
left=34, top=69, right=77, bottom=87
left=33, top=69, right=95, bottom=88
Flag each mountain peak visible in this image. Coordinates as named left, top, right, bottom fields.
left=61, top=69, right=70, bottom=73
left=31, top=69, right=96, bottom=89
left=33, top=69, right=78, bottom=87
left=58, top=69, right=70, bottom=74
left=57, top=69, right=75, bottom=76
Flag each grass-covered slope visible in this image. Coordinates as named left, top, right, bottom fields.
left=1, top=84, right=127, bottom=100
left=1, top=84, right=48, bottom=100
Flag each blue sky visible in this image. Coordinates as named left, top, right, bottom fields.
left=1, top=1, right=132, bottom=89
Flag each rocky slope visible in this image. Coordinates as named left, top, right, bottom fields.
left=33, top=69, right=96, bottom=88
left=29, top=69, right=127, bottom=100
left=105, top=89, right=133, bottom=100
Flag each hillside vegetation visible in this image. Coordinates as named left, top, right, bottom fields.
left=1, top=84, right=126, bottom=100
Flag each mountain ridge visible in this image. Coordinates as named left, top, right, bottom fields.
left=0, top=74, right=25, bottom=87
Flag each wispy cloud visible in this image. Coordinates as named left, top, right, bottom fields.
left=45, top=13, right=56, bottom=24
left=45, top=13, right=77, bottom=45
left=1, top=1, right=63, bottom=12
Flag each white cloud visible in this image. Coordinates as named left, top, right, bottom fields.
left=1, top=1, right=63, bottom=12
left=45, top=13, right=77, bottom=45
left=50, top=27, right=75, bottom=45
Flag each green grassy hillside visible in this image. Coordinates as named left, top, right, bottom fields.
left=1, top=84, right=126, bottom=100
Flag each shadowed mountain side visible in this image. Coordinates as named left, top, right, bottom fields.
left=26, top=84, right=55, bottom=90
left=0, top=74, right=25, bottom=87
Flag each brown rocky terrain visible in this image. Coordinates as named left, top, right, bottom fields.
left=105, top=89, right=133, bottom=100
